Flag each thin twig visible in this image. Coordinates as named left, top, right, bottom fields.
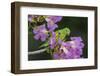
left=28, top=48, right=46, bottom=55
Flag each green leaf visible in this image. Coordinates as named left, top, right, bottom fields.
left=39, top=41, right=49, bottom=48
left=56, top=27, right=70, bottom=40
left=37, top=16, right=45, bottom=22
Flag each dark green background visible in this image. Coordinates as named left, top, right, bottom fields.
left=28, top=16, right=88, bottom=60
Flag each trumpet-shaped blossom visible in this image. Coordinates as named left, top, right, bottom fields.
left=70, top=37, right=84, bottom=49
left=49, top=32, right=57, bottom=49
left=46, top=16, right=62, bottom=23
left=33, top=24, right=48, bottom=41
left=47, top=23, right=58, bottom=32
left=46, top=16, right=62, bottom=32
left=53, top=37, right=84, bottom=59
